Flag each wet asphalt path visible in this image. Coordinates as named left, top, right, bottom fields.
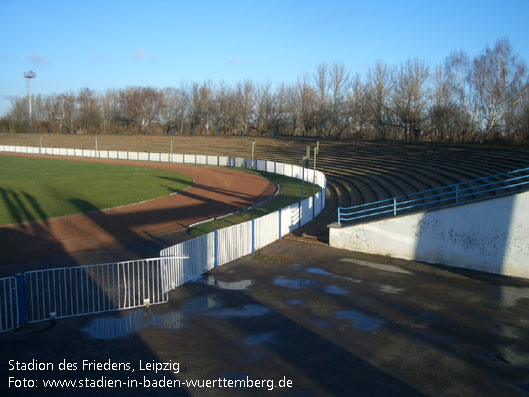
left=2, top=239, right=529, bottom=396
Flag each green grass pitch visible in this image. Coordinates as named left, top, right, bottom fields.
left=0, top=156, right=193, bottom=225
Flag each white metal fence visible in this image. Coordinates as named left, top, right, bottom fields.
left=0, top=276, right=18, bottom=332
left=160, top=195, right=325, bottom=288
left=255, top=211, right=280, bottom=250
left=159, top=154, right=327, bottom=291
left=161, top=233, right=215, bottom=291
left=23, top=257, right=172, bottom=323
left=0, top=144, right=327, bottom=330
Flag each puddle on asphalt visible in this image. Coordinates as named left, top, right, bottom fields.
left=199, top=275, right=255, bottom=290
left=286, top=298, right=304, bottom=305
left=291, top=264, right=303, bottom=270
left=208, top=304, right=270, bottom=319
left=82, top=296, right=218, bottom=339
left=306, top=267, right=361, bottom=283
left=477, top=348, right=529, bottom=366
left=517, top=383, right=529, bottom=393
left=325, top=285, right=346, bottom=295
left=379, top=285, right=404, bottom=294
left=498, top=325, right=520, bottom=339
left=486, top=285, right=529, bottom=308
left=245, top=332, right=274, bottom=345
left=495, top=342, right=529, bottom=366
left=336, top=310, right=385, bottom=331
left=242, top=349, right=265, bottom=364
left=313, top=320, right=332, bottom=328
left=306, top=268, right=334, bottom=276
left=416, top=328, right=458, bottom=345
left=273, top=276, right=315, bottom=290
left=476, top=352, right=511, bottom=365
left=340, top=258, right=413, bottom=275
left=84, top=299, right=272, bottom=338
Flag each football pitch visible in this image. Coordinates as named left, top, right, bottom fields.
left=0, top=156, right=193, bottom=225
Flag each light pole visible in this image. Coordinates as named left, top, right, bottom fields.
left=301, top=145, right=310, bottom=200
left=251, top=139, right=256, bottom=168
left=24, top=71, right=36, bottom=129
left=301, top=156, right=306, bottom=200
left=312, top=141, right=319, bottom=194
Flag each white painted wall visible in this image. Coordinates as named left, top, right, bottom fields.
left=330, top=191, right=529, bottom=279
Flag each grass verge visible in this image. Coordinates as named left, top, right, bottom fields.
left=189, top=168, right=319, bottom=236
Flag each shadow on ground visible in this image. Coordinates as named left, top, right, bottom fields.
left=2, top=239, right=528, bottom=396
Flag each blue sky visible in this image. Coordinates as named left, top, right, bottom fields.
left=1, top=0, right=528, bottom=116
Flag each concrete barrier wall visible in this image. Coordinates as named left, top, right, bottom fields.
left=330, top=191, right=529, bottom=279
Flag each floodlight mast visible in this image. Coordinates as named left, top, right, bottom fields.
left=24, top=71, right=36, bottom=129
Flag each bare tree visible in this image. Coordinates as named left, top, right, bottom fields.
left=328, top=62, right=351, bottom=137
left=188, top=82, right=213, bottom=134
left=4, top=97, right=28, bottom=132
left=506, top=89, right=529, bottom=144
left=284, top=84, right=300, bottom=135
left=295, top=75, right=317, bottom=136
left=270, top=84, right=288, bottom=135
left=313, top=63, right=329, bottom=135
left=114, top=89, right=133, bottom=129
left=100, top=89, right=120, bottom=133
left=363, top=61, right=392, bottom=139
left=444, top=50, right=480, bottom=141
left=345, top=75, right=365, bottom=138
left=200, top=82, right=214, bottom=134
left=236, top=80, right=255, bottom=134
left=32, top=94, right=50, bottom=126
left=159, top=87, right=180, bottom=134
left=255, top=82, right=277, bottom=135
left=470, top=38, right=528, bottom=139
left=176, top=82, right=190, bottom=134
left=138, top=87, right=162, bottom=129
left=391, top=58, right=430, bottom=141
left=7, top=97, right=28, bottom=122
left=212, top=81, right=235, bottom=134
left=77, top=88, right=101, bottom=133
left=50, top=93, right=76, bottom=132
left=427, top=65, right=468, bottom=142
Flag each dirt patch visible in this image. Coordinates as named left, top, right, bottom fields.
left=0, top=153, right=276, bottom=266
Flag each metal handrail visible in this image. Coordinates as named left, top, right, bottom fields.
left=338, top=167, right=529, bottom=224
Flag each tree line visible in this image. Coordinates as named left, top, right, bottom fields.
left=3, top=38, right=528, bottom=144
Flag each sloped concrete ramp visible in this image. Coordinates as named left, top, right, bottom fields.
left=330, top=191, right=529, bottom=279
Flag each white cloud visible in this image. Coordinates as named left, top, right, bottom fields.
left=28, top=53, right=49, bottom=64
left=228, top=57, right=242, bottom=64
left=91, top=53, right=113, bottom=62
left=134, top=48, right=154, bottom=60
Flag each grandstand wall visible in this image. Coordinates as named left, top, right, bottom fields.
left=330, top=191, right=529, bottom=279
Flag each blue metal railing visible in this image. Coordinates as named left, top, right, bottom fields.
left=338, top=167, right=529, bottom=224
